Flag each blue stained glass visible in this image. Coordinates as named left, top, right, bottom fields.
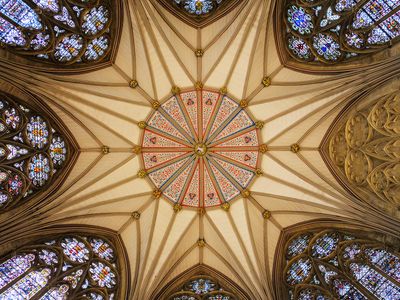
left=0, top=0, right=42, bottom=30
left=50, top=135, right=67, bottom=167
left=30, top=32, right=51, bottom=51
left=353, top=0, right=400, bottom=29
left=311, top=232, right=339, bottom=258
left=342, top=243, right=361, bottom=260
left=53, top=6, right=75, bottom=28
left=286, top=258, right=312, bottom=285
left=335, top=0, right=361, bottom=12
left=332, top=278, right=367, bottom=300
left=0, top=268, right=51, bottom=299
left=365, top=248, right=400, bottom=282
left=32, top=0, right=59, bottom=13
left=26, top=116, right=49, bottom=149
left=39, top=284, right=69, bottom=300
left=82, top=6, right=110, bottom=36
left=84, top=35, right=109, bottom=61
left=350, top=263, right=400, bottom=300
left=54, top=35, right=84, bottom=63
left=28, top=154, right=51, bottom=187
left=0, top=254, right=35, bottom=289
left=175, top=0, right=219, bottom=15
left=287, top=234, right=311, bottom=258
left=287, top=5, right=313, bottom=35
left=0, top=16, right=25, bottom=46
left=312, top=33, right=341, bottom=61
left=288, top=35, right=312, bottom=60
left=89, top=261, right=117, bottom=288
left=90, top=238, right=114, bottom=262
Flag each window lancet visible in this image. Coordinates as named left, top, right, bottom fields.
left=156, top=0, right=244, bottom=28
left=279, top=0, right=400, bottom=67
left=282, top=229, right=400, bottom=300
left=169, top=275, right=238, bottom=300
left=0, top=0, right=120, bottom=68
left=0, top=91, right=74, bottom=212
left=0, top=234, right=120, bottom=299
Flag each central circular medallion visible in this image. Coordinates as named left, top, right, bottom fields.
left=140, top=88, right=263, bottom=209
left=194, top=143, right=207, bottom=157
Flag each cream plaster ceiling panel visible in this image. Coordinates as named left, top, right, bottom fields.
left=0, top=0, right=399, bottom=299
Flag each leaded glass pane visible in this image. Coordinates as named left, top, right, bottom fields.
left=0, top=0, right=116, bottom=66
left=0, top=234, right=120, bottom=299
left=282, top=0, right=400, bottom=65
left=283, top=229, right=400, bottom=300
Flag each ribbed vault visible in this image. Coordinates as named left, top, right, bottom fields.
left=0, top=0, right=399, bottom=299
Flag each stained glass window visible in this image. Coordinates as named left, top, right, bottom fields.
left=282, top=0, right=400, bottom=65
left=173, top=0, right=223, bottom=16
left=0, top=91, right=72, bottom=212
left=169, top=275, right=237, bottom=300
left=0, top=234, right=120, bottom=299
left=140, top=89, right=262, bottom=208
left=0, top=0, right=117, bottom=66
left=283, top=229, right=400, bottom=300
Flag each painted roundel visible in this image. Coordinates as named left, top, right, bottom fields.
left=140, top=89, right=263, bottom=209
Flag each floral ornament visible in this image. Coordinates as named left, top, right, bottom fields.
left=140, top=89, right=263, bottom=208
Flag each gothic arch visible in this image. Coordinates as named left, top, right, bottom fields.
left=0, top=0, right=123, bottom=73
left=273, top=219, right=400, bottom=300
left=274, top=0, right=400, bottom=73
left=152, top=264, right=251, bottom=299
left=320, top=79, right=400, bottom=218
left=0, top=224, right=130, bottom=299
left=0, top=81, right=78, bottom=216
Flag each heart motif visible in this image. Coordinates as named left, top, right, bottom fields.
left=244, top=154, right=251, bottom=161
left=150, top=156, right=157, bottom=162
left=189, top=193, right=196, bottom=200
left=207, top=193, right=214, bottom=199
left=150, top=137, right=157, bottom=144
left=244, top=136, right=251, bottom=143
left=187, top=99, right=194, bottom=106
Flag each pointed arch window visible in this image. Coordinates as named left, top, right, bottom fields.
left=278, top=0, right=400, bottom=67
left=0, top=234, right=120, bottom=299
left=0, top=0, right=121, bottom=69
left=0, top=91, right=75, bottom=212
left=169, top=275, right=238, bottom=299
left=282, top=229, right=400, bottom=300
left=156, top=0, right=244, bottom=28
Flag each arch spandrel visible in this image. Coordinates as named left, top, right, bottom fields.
left=0, top=0, right=123, bottom=73
left=274, top=0, right=400, bottom=73
left=0, top=83, right=78, bottom=215
left=320, top=81, right=400, bottom=218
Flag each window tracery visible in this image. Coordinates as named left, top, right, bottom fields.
left=156, top=0, right=243, bottom=28
left=0, top=234, right=120, bottom=299
left=0, top=0, right=119, bottom=67
left=283, top=229, right=400, bottom=300
left=324, top=89, right=400, bottom=215
left=0, top=91, right=73, bottom=212
left=280, top=0, right=400, bottom=66
left=169, top=275, right=237, bottom=300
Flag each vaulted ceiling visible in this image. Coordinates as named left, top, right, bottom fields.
left=0, top=0, right=399, bottom=299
